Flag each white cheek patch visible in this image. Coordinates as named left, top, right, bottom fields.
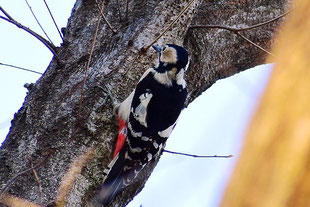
left=160, top=47, right=177, bottom=64
left=132, top=91, right=153, bottom=127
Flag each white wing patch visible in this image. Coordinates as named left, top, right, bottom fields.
left=118, top=69, right=153, bottom=122
left=132, top=90, right=153, bottom=127
left=158, top=117, right=179, bottom=138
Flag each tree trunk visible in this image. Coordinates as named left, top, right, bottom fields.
left=0, top=0, right=289, bottom=206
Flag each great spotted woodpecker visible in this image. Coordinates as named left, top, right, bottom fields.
left=97, top=44, right=190, bottom=205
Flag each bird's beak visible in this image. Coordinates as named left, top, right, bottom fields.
left=152, top=45, right=162, bottom=54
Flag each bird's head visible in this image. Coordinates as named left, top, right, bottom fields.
left=152, top=44, right=189, bottom=73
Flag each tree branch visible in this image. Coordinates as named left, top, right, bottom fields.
left=95, top=0, right=117, bottom=34
left=234, top=9, right=292, bottom=32
left=43, top=0, right=64, bottom=41
left=28, top=158, right=43, bottom=205
left=24, top=0, right=54, bottom=45
left=0, top=62, right=43, bottom=75
left=125, top=0, right=129, bottom=21
left=0, top=6, right=56, bottom=55
left=189, top=9, right=292, bottom=32
left=235, top=32, right=274, bottom=57
left=163, top=149, right=233, bottom=158
left=189, top=9, right=292, bottom=56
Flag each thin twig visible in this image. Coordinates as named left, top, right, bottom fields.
left=78, top=0, right=105, bottom=116
left=143, top=0, right=196, bottom=51
left=0, top=7, right=56, bottom=55
left=189, top=10, right=292, bottom=56
left=163, top=149, right=233, bottom=158
left=28, top=158, right=42, bottom=205
left=189, top=9, right=292, bottom=32
left=43, top=0, right=64, bottom=41
left=190, top=23, right=273, bottom=55
left=235, top=32, right=274, bottom=57
left=125, top=0, right=129, bottom=21
left=94, top=85, right=117, bottom=108
left=0, top=6, right=13, bottom=19
left=0, top=149, right=54, bottom=197
left=235, top=9, right=293, bottom=32
left=0, top=62, right=43, bottom=75
left=95, top=0, right=117, bottom=34
left=24, top=0, right=54, bottom=45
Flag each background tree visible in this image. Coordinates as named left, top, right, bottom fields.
left=0, top=0, right=289, bottom=206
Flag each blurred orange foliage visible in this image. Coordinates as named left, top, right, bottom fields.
left=221, top=0, right=310, bottom=207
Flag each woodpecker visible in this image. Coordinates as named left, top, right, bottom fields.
left=96, top=44, right=190, bottom=205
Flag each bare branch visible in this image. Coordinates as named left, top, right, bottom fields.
left=163, top=149, right=233, bottom=158
left=24, top=0, right=54, bottom=45
left=235, top=32, right=275, bottom=57
left=235, top=9, right=292, bottom=32
left=190, top=24, right=273, bottom=56
left=0, top=6, right=13, bottom=20
left=0, top=149, right=54, bottom=197
left=95, top=0, right=117, bottom=34
left=28, top=158, right=43, bottom=205
left=0, top=7, right=56, bottom=55
left=189, top=9, right=292, bottom=32
left=0, top=62, right=43, bottom=75
left=189, top=10, right=292, bottom=56
left=43, top=0, right=64, bottom=41
left=125, top=0, right=129, bottom=21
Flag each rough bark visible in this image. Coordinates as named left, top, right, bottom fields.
left=0, top=0, right=289, bottom=206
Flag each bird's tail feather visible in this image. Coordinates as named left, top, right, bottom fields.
left=96, top=146, right=144, bottom=206
left=96, top=152, right=126, bottom=206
